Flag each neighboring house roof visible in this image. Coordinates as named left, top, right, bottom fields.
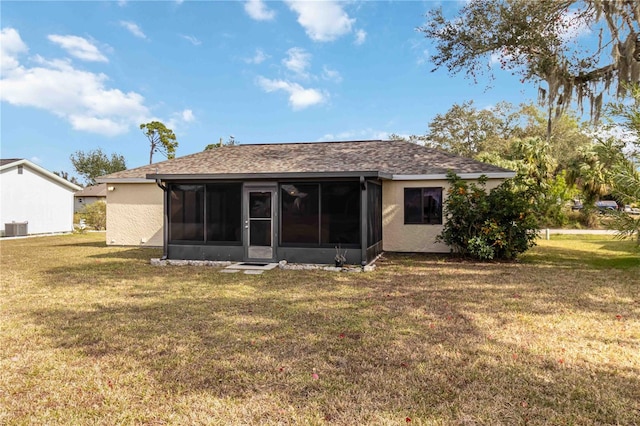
left=75, top=183, right=107, bottom=197
left=98, top=140, right=514, bottom=182
left=0, top=158, right=82, bottom=191
left=0, top=158, right=23, bottom=167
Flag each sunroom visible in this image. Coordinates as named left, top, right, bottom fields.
left=151, top=174, right=383, bottom=265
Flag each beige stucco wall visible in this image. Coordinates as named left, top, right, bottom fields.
left=105, top=183, right=163, bottom=247
left=382, top=179, right=504, bottom=253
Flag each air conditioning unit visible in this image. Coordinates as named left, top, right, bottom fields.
left=5, top=221, right=28, bottom=237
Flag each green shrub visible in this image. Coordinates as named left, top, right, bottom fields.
left=437, top=172, right=538, bottom=260
left=607, top=211, right=640, bottom=245
left=73, top=212, right=84, bottom=225
left=81, top=201, right=106, bottom=230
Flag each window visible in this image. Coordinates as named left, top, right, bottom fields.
left=206, top=183, right=241, bottom=243
left=281, top=184, right=319, bottom=244
left=404, top=187, right=442, bottom=224
left=321, top=182, right=359, bottom=245
left=17, top=165, right=23, bottom=174
left=280, top=182, right=360, bottom=246
left=367, top=182, right=382, bottom=246
left=248, top=191, right=272, bottom=246
left=169, top=183, right=242, bottom=244
left=170, top=184, right=205, bottom=241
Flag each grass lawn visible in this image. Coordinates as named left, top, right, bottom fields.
left=1, top=233, right=638, bottom=425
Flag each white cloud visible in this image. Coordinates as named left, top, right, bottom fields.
left=408, top=38, right=430, bottom=66
left=559, top=8, right=591, bottom=41
left=0, top=28, right=151, bottom=137
left=30, top=156, right=42, bottom=164
left=167, top=108, right=196, bottom=131
left=180, top=34, right=201, bottom=46
left=285, top=1, right=355, bottom=42
left=318, top=129, right=396, bottom=142
left=489, top=51, right=500, bottom=66
left=175, top=0, right=185, bottom=4
left=47, top=34, right=108, bottom=62
left=489, top=49, right=516, bottom=69
left=181, top=109, right=195, bottom=122
left=322, top=65, right=342, bottom=83
left=591, top=124, right=636, bottom=153
left=69, top=115, right=130, bottom=135
left=416, top=49, right=429, bottom=65
left=0, top=28, right=28, bottom=73
left=256, top=76, right=326, bottom=110
left=283, top=47, right=311, bottom=78
left=119, top=21, right=147, bottom=39
left=244, top=0, right=275, bottom=21
left=354, top=29, right=366, bottom=45
left=117, top=0, right=127, bottom=6
left=244, top=48, right=269, bottom=64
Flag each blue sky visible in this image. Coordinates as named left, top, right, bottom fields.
left=1, top=0, right=548, bottom=179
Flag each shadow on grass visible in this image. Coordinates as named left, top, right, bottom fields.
left=52, top=240, right=109, bottom=248
left=521, top=244, right=640, bottom=269
left=595, top=238, right=640, bottom=254
left=88, top=247, right=162, bottom=260
left=29, top=256, right=640, bottom=424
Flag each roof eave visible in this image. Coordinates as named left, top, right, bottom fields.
left=98, top=171, right=514, bottom=183
left=146, top=171, right=385, bottom=180
left=391, top=172, right=516, bottom=180
left=96, top=177, right=156, bottom=183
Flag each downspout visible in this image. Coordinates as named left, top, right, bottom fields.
left=156, top=179, right=169, bottom=260
left=360, top=176, right=367, bottom=267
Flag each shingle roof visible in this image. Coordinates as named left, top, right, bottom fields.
left=75, top=183, right=107, bottom=197
left=0, top=158, right=23, bottom=167
left=0, top=158, right=82, bottom=191
left=99, top=140, right=512, bottom=180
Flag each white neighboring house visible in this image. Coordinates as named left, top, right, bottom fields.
left=0, top=159, right=82, bottom=236
left=74, top=183, right=107, bottom=213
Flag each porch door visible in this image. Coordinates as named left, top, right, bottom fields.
left=244, top=186, right=276, bottom=261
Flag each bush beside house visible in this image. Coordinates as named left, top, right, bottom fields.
left=437, top=172, right=538, bottom=260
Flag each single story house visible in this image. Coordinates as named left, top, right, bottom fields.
left=74, top=183, right=107, bottom=213
left=98, top=140, right=514, bottom=265
left=0, top=158, right=81, bottom=236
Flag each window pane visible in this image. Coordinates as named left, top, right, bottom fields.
left=367, top=182, right=382, bottom=246
left=321, top=182, right=359, bottom=244
left=170, top=184, right=204, bottom=241
left=249, top=192, right=271, bottom=218
left=423, top=188, right=442, bottom=224
left=404, top=187, right=442, bottom=225
left=281, top=184, right=319, bottom=244
left=250, top=220, right=271, bottom=246
left=404, top=188, right=422, bottom=224
left=207, top=183, right=241, bottom=242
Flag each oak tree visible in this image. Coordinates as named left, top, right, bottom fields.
left=425, top=100, right=518, bottom=156
left=420, top=0, right=640, bottom=139
left=70, top=148, right=126, bottom=185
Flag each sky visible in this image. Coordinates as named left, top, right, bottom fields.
left=0, top=0, right=581, bottom=181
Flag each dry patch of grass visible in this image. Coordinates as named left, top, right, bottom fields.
left=1, top=234, right=638, bottom=425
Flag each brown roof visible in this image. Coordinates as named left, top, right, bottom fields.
left=0, top=158, right=22, bottom=167
left=75, top=183, right=107, bottom=197
left=100, top=140, right=512, bottom=180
